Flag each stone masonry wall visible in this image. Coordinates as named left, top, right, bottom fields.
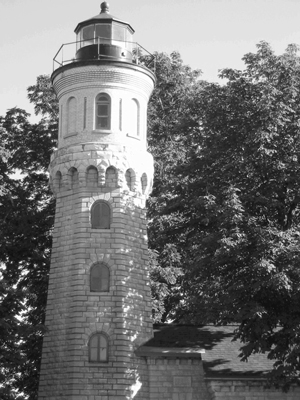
left=146, top=358, right=211, bottom=400
left=38, top=144, right=154, bottom=400
left=207, top=380, right=300, bottom=400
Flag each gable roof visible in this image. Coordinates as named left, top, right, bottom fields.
left=141, top=324, right=274, bottom=379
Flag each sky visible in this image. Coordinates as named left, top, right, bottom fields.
left=1, top=0, right=300, bottom=122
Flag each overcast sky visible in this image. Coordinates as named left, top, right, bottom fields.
left=1, top=0, right=300, bottom=121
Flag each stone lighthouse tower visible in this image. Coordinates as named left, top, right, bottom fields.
left=38, top=3, right=155, bottom=399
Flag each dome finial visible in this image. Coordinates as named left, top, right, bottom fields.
left=100, top=2, right=109, bottom=13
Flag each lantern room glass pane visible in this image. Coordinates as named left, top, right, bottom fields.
left=125, top=29, right=133, bottom=51
left=95, top=24, right=111, bottom=44
left=113, top=24, right=125, bottom=42
left=82, top=25, right=95, bottom=46
left=76, top=32, right=81, bottom=51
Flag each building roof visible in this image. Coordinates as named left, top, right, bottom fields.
left=140, top=324, right=274, bottom=379
left=74, top=3, right=134, bottom=34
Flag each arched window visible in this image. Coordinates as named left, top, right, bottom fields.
left=125, top=168, right=135, bottom=191
left=105, top=166, right=117, bottom=188
left=91, top=201, right=110, bottom=229
left=67, top=97, right=77, bottom=134
left=69, top=167, right=79, bottom=189
left=90, top=263, right=110, bottom=292
left=89, top=333, right=108, bottom=363
left=141, top=173, right=147, bottom=194
left=95, top=93, right=111, bottom=130
left=53, top=171, right=62, bottom=191
left=86, top=166, right=98, bottom=186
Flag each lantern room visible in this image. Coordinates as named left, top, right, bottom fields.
left=75, top=1, right=134, bottom=62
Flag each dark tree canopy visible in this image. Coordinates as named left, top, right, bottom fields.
left=145, top=51, right=202, bottom=321
left=154, top=42, right=300, bottom=389
left=0, top=94, right=57, bottom=399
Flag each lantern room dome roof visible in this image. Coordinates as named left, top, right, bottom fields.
left=74, top=2, right=135, bottom=34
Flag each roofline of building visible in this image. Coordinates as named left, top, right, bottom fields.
left=74, top=17, right=135, bottom=34
left=135, top=346, right=205, bottom=359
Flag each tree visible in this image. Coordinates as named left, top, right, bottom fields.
left=145, top=51, right=202, bottom=321
left=159, top=42, right=300, bottom=389
left=0, top=83, right=57, bottom=398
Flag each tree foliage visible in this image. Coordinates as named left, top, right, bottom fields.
left=146, top=51, right=202, bottom=321
left=0, top=84, right=57, bottom=398
left=157, top=42, right=300, bottom=389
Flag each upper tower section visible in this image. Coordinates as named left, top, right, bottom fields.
left=74, top=1, right=134, bottom=63
left=51, top=2, right=155, bottom=151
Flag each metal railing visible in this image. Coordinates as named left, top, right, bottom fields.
left=53, top=37, right=156, bottom=72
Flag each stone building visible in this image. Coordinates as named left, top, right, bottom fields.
left=38, top=3, right=300, bottom=400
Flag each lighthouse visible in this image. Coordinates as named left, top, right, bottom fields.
left=38, top=3, right=155, bottom=399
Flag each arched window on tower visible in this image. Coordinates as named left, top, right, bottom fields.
left=89, top=333, right=108, bottom=363
left=90, top=263, right=110, bottom=292
left=105, top=166, right=117, bottom=188
left=91, top=201, right=111, bottom=229
left=53, top=171, right=62, bottom=192
left=86, top=166, right=98, bottom=187
left=125, top=168, right=135, bottom=191
left=95, top=93, right=111, bottom=130
left=141, top=173, right=147, bottom=194
left=68, top=167, right=79, bottom=189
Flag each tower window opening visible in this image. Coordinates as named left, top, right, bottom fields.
left=105, top=166, right=118, bottom=188
left=141, top=173, right=147, bottom=194
left=91, top=201, right=111, bottom=229
left=125, top=169, right=135, bottom=191
left=89, top=333, right=108, bottom=363
left=69, top=167, right=79, bottom=189
left=90, top=263, right=110, bottom=292
left=95, top=94, right=111, bottom=130
left=54, top=171, right=62, bottom=191
left=86, top=166, right=98, bottom=186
